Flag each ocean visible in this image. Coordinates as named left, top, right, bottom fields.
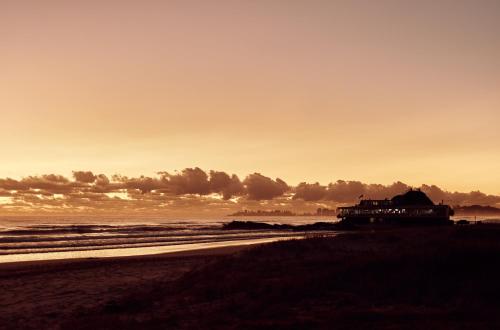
left=0, top=215, right=335, bottom=263
left=1, top=215, right=498, bottom=263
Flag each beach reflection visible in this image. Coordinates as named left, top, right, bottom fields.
left=0, top=236, right=306, bottom=263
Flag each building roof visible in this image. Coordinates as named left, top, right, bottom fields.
left=391, top=189, right=434, bottom=206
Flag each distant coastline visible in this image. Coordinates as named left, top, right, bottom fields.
left=230, top=205, right=500, bottom=217
left=229, top=208, right=337, bottom=217
left=454, top=205, right=500, bottom=216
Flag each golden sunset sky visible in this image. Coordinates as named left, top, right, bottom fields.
left=1, top=0, right=499, bottom=195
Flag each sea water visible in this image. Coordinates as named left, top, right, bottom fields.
left=0, top=215, right=337, bottom=263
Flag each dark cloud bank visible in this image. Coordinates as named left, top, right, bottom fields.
left=0, top=168, right=498, bottom=214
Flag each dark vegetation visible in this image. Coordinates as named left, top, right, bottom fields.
left=67, top=225, right=500, bottom=329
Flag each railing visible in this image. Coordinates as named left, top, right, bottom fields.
left=338, top=206, right=450, bottom=217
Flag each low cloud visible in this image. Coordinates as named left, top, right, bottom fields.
left=420, top=184, right=500, bottom=206
left=162, top=168, right=211, bottom=195
left=113, top=168, right=245, bottom=198
left=0, top=168, right=499, bottom=214
left=291, top=180, right=500, bottom=207
left=293, top=182, right=327, bottom=201
left=209, top=171, right=245, bottom=200
left=73, top=171, right=97, bottom=183
left=0, top=175, right=78, bottom=194
left=243, top=173, right=288, bottom=200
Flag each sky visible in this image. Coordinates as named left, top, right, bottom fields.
left=1, top=0, right=500, bottom=208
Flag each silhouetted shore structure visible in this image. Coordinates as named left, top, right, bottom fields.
left=337, top=189, right=454, bottom=225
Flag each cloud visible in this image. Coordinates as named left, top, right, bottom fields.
left=0, top=168, right=499, bottom=214
left=0, top=189, right=12, bottom=197
left=291, top=180, right=500, bottom=207
left=150, top=168, right=245, bottom=198
left=162, top=167, right=211, bottom=195
left=114, top=175, right=164, bottom=193
left=420, top=184, right=500, bottom=206
left=243, top=173, right=289, bottom=200
left=209, top=171, right=245, bottom=200
left=325, top=180, right=366, bottom=202
left=293, top=182, right=327, bottom=201
left=0, top=175, right=77, bottom=194
left=73, top=171, right=96, bottom=183
left=290, top=180, right=412, bottom=203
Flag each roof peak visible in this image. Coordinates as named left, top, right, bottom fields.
left=391, top=189, right=434, bottom=206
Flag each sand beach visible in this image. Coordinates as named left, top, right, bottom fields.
left=2, top=225, right=500, bottom=329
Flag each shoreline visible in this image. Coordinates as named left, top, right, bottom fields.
left=0, top=236, right=296, bottom=266
left=3, top=226, right=500, bottom=329
left=0, top=241, right=249, bottom=329
left=0, top=243, right=257, bottom=274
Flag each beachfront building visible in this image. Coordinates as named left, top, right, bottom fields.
left=337, top=189, right=454, bottom=225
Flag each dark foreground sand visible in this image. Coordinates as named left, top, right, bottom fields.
left=3, top=225, right=500, bottom=329
left=0, top=245, right=252, bottom=330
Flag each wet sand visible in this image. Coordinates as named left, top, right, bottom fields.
left=0, top=235, right=301, bottom=263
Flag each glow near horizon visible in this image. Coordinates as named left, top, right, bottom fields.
left=1, top=0, right=499, bottom=194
